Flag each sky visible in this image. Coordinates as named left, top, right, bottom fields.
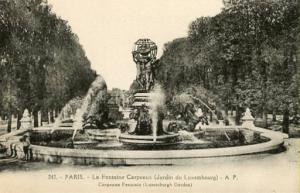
left=47, top=0, right=224, bottom=90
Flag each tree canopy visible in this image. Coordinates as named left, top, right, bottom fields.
left=156, top=0, right=299, bottom=130
left=0, top=0, right=96, bottom=131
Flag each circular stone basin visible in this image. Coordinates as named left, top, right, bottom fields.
left=5, top=126, right=286, bottom=166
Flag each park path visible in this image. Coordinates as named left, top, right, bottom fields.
left=0, top=157, right=24, bottom=164
left=0, top=157, right=27, bottom=172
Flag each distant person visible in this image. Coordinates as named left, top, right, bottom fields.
left=10, top=143, right=17, bottom=157
left=22, top=135, right=31, bottom=161
left=202, top=115, right=209, bottom=125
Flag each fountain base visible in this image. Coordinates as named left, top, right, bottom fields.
left=119, top=132, right=180, bottom=146
left=86, top=128, right=120, bottom=141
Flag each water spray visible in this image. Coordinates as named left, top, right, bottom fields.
left=71, top=75, right=107, bottom=140
left=149, top=84, right=165, bottom=142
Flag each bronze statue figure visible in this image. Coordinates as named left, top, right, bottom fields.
left=132, top=39, right=158, bottom=92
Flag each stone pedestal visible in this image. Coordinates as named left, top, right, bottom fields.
left=131, top=92, right=154, bottom=135
left=242, top=108, right=255, bottom=128
left=241, top=108, right=255, bottom=143
left=20, top=109, right=32, bottom=130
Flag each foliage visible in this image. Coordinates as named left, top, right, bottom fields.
left=0, top=0, right=96, bottom=130
left=156, top=0, right=299, bottom=129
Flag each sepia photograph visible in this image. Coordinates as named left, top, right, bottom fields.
left=0, top=0, right=299, bottom=192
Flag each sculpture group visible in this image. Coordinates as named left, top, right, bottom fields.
left=132, top=39, right=158, bottom=92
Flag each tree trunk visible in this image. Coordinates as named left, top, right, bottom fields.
left=55, top=109, right=60, bottom=118
left=16, top=111, right=22, bottom=130
left=50, top=110, right=55, bottom=123
left=33, top=110, right=39, bottom=127
left=262, top=109, right=268, bottom=128
left=235, top=105, right=241, bottom=125
left=7, top=113, right=12, bottom=133
left=282, top=109, right=289, bottom=134
left=292, top=107, right=298, bottom=124
left=225, top=104, right=229, bottom=118
left=39, top=111, right=43, bottom=126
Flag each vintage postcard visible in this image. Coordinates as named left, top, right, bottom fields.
left=0, top=0, right=299, bottom=193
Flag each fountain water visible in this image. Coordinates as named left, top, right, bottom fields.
left=50, top=75, right=107, bottom=137
left=72, top=75, right=107, bottom=139
left=51, top=100, right=77, bottom=133
left=72, top=109, right=82, bottom=139
left=189, top=94, right=219, bottom=122
left=149, top=84, right=165, bottom=142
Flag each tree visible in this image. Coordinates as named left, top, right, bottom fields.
left=156, top=0, right=299, bottom=130
left=0, top=0, right=96, bottom=132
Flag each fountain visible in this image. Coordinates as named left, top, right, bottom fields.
left=1, top=39, right=286, bottom=166
left=119, top=39, right=180, bottom=146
